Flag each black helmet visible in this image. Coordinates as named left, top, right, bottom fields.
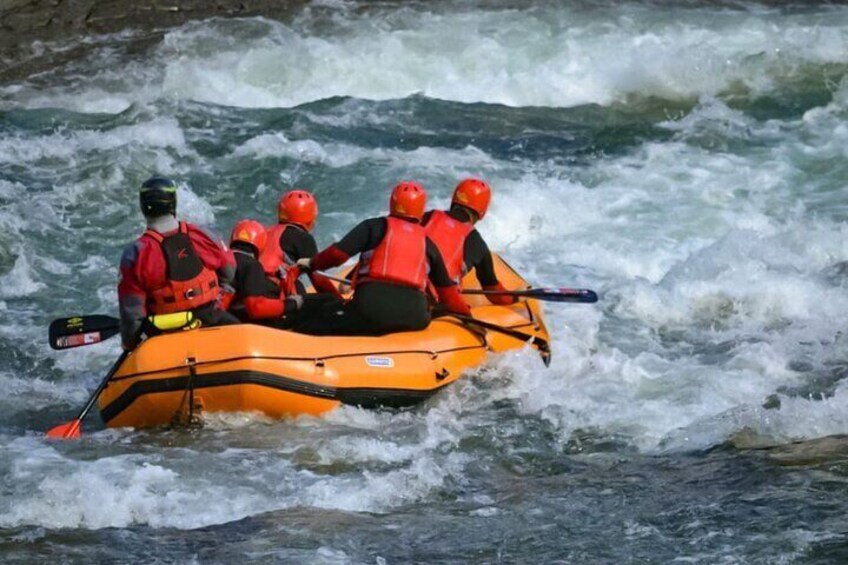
left=139, top=176, right=177, bottom=217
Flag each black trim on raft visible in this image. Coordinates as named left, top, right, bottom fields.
left=108, top=344, right=485, bottom=384
left=99, top=369, right=451, bottom=424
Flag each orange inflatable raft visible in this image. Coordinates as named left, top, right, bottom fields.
left=97, top=255, right=550, bottom=428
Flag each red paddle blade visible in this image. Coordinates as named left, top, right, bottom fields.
left=46, top=419, right=82, bottom=440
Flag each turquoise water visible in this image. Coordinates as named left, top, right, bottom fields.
left=2, top=1, right=848, bottom=561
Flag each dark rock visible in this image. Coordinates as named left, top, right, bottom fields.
left=0, top=0, right=309, bottom=85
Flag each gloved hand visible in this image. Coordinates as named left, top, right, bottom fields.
left=295, top=257, right=313, bottom=272
left=284, top=294, right=304, bottom=313
left=437, top=285, right=472, bottom=316
left=483, top=282, right=518, bottom=305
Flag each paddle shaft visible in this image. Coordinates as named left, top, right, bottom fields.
left=314, top=271, right=349, bottom=285
left=461, top=288, right=598, bottom=303
left=315, top=271, right=597, bottom=305
left=451, top=314, right=551, bottom=366
left=75, top=348, right=132, bottom=424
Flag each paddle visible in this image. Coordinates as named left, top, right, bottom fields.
left=315, top=271, right=598, bottom=304
left=49, top=315, right=121, bottom=350
left=461, top=287, right=598, bottom=303
left=450, top=313, right=551, bottom=367
left=46, top=346, right=133, bottom=439
left=314, top=270, right=349, bottom=286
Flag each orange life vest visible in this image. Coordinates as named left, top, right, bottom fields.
left=424, top=210, right=474, bottom=283
left=144, top=222, right=220, bottom=314
left=355, top=216, right=428, bottom=292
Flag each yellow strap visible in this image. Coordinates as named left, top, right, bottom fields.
left=147, top=311, right=200, bottom=331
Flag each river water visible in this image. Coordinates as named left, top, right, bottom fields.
left=2, top=1, right=848, bottom=562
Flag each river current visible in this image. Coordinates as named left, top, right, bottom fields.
left=2, top=1, right=848, bottom=562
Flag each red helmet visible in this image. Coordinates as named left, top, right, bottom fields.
left=230, top=219, right=267, bottom=252
left=452, top=178, right=492, bottom=220
left=278, top=190, right=318, bottom=231
left=389, top=181, right=427, bottom=221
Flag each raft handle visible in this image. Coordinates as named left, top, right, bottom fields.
left=435, top=368, right=450, bottom=381
left=315, top=359, right=325, bottom=368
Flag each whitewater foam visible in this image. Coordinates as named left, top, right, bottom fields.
left=4, top=5, right=848, bottom=111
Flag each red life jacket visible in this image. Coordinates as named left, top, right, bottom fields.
left=258, top=223, right=300, bottom=294
left=143, top=222, right=220, bottom=314
left=258, top=223, right=291, bottom=278
left=355, top=216, right=428, bottom=292
left=424, top=210, right=474, bottom=283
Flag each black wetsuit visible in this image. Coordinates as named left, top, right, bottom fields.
left=276, top=223, right=319, bottom=294
left=293, top=217, right=456, bottom=336
left=231, top=242, right=341, bottom=327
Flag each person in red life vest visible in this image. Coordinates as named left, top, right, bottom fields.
left=422, top=178, right=516, bottom=307
left=117, top=176, right=239, bottom=349
left=293, top=181, right=471, bottom=336
left=258, top=189, right=338, bottom=297
left=228, top=219, right=306, bottom=325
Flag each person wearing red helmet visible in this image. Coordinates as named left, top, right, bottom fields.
left=258, top=189, right=337, bottom=297
left=293, top=181, right=470, bottom=336
left=227, top=219, right=305, bottom=324
left=118, top=176, right=239, bottom=349
left=422, top=178, right=516, bottom=307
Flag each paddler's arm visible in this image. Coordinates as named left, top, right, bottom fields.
left=427, top=238, right=471, bottom=316
left=117, top=242, right=147, bottom=349
left=239, top=259, right=302, bottom=319
left=243, top=295, right=302, bottom=320
left=286, top=230, right=340, bottom=295
left=466, top=230, right=516, bottom=305
left=305, top=218, right=383, bottom=272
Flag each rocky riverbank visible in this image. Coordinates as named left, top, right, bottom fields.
left=0, top=0, right=308, bottom=84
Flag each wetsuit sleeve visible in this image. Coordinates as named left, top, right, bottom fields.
left=425, top=238, right=454, bottom=288
left=335, top=218, right=384, bottom=257
left=309, top=273, right=342, bottom=296
left=243, top=295, right=286, bottom=319
left=281, top=227, right=319, bottom=261
left=465, top=231, right=516, bottom=305
left=117, top=241, right=147, bottom=349
left=233, top=254, right=288, bottom=320
left=237, top=256, right=280, bottom=299
left=311, top=218, right=383, bottom=271
left=465, top=230, right=499, bottom=287
left=310, top=245, right=350, bottom=272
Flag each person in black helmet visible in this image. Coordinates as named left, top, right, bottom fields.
left=117, top=176, right=238, bottom=349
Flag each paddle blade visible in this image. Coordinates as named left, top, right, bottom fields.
left=46, top=419, right=82, bottom=440
left=529, top=288, right=598, bottom=303
left=49, top=315, right=120, bottom=350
